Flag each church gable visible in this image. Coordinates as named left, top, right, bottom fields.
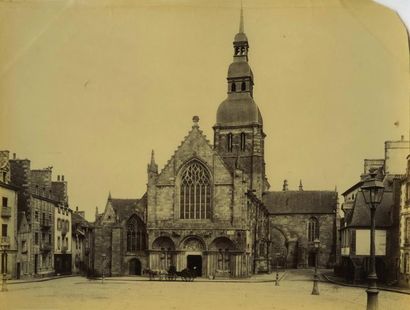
left=101, top=198, right=117, bottom=224
left=157, top=117, right=232, bottom=185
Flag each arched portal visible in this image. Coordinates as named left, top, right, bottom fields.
left=208, top=237, right=236, bottom=277
left=271, top=228, right=288, bottom=268
left=180, top=236, right=206, bottom=276
left=129, top=258, right=141, bottom=275
left=152, top=237, right=176, bottom=271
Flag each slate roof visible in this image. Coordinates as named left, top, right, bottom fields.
left=109, top=193, right=147, bottom=222
left=71, top=212, right=90, bottom=227
left=347, top=190, right=393, bottom=228
left=262, top=191, right=337, bottom=214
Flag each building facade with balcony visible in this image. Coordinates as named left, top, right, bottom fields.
left=29, top=195, right=56, bottom=277
left=0, top=150, right=19, bottom=279
left=10, top=155, right=72, bottom=278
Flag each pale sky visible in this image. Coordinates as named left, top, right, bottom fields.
left=0, top=0, right=409, bottom=221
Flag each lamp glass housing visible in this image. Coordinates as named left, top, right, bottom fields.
left=361, top=178, right=384, bottom=206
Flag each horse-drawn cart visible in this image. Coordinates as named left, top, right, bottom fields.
left=143, top=266, right=197, bottom=282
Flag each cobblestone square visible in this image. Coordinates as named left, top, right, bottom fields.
left=2, top=270, right=410, bottom=310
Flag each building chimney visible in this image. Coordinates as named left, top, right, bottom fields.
left=299, top=180, right=303, bottom=191
left=13, top=153, right=16, bottom=160
left=76, top=206, right=78, bottom=212
left=57, top=175, right=60, bottom=181
left=62, top=175, right=64, bottom=181
left=282, top=179, right=288, bottom=191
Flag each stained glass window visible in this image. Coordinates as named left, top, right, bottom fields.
left=180, top=161, right=211, bottom=219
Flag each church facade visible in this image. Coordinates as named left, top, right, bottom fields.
left=91, top=10, right=338, bottom=278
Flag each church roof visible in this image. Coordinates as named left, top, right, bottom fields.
left=109, top=194, right=146, bottom=222
left=263, top=191, right=337, bottom=214
left=228, top=61, right=253, bottom=79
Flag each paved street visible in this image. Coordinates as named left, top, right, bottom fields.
left=1, top=269, right=409, bottom=310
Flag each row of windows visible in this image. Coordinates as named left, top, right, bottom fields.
left=227, top=133, right=246, bottom=152
left=231, top=81, right=247, bottom=92
left=57, top=219, right=70, bottom=231
left=58, top=208, right=69, bottom=216
left=57, top=236, right=69, bottom=250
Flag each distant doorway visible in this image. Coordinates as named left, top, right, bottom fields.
left=34, top=254, right=38, bottom=274
left=129, top=258, right=141, bottom=275
left=308, top=252, right=316, bottom=267
left=187, top=255, right=202, bottom=277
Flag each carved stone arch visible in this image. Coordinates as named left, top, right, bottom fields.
left=152, top=236, right=175, bottom=251
left=179, top=235, right=206, bottom=251
left=270, top=226, right=288, bottom=267
left=176, top=156, right=213, bottom=179
left=209, top=237, right=236, bottom=251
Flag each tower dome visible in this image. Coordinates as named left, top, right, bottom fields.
left=215, top=4, right=263, bottom=127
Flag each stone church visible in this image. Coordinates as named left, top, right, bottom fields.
left=91, top=9, right=339, bottom=278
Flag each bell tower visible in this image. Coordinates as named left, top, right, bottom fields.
left=213, top=6, right=268, bottom=198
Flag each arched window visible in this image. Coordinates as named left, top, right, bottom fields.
left=180, top=161, right=212, bottom=219
left=308, top=217, right=319, bottom=242
left=127, top=216, right=146, bottom=252
left=231, top=83, right=236, bottom=92
left=240, top=132, right=246, bottom=151
left=406, top=218, right=410, bottom=244
left=227, top=133, right=233, bottom=152
left=241, top=82, right=246, bottom=91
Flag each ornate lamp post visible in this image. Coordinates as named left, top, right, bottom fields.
left=311, top=238, right=320, bottom=295
left=361, top=171, right=384, bottom=310
left=101, top=253, right=106, bottom=284
left=1, top=237, right=10, bottom=292
left=275, top=253, right=280, bottom=286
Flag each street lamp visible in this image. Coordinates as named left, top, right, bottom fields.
left=0, top=237, right=10, bottom=292
left=361, top=171, right=384, bottom=310
left=275, top=253, right=280, bottom=286
left=101, top=253, right=106, bottom=284
left=311, top=238, right=320, bottom=295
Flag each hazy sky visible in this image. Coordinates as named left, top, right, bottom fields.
left=0, top=0, right=408, bottom=221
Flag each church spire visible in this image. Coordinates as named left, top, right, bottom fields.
left=239, top=0, right=244, bottom=33
left=147, top=149, right=158, bottom=174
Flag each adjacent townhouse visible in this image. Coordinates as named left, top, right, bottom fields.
left=0, top=151, right=19, bottom=278
left=338, top=137, right=408, bottom=284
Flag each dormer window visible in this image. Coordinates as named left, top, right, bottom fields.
left=231, top=83, right=236, bottom=92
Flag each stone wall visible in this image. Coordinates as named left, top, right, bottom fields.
left=269, top=213, right=336, bottom=268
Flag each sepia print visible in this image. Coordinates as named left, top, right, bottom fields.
left=0, top=0, right=410, bottom=309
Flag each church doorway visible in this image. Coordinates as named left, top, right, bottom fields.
left=129, top=258, right=141, bottom=275
left=187, top=255, right=202, bottom=277
left=308, top=252, right=316, bottom=267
